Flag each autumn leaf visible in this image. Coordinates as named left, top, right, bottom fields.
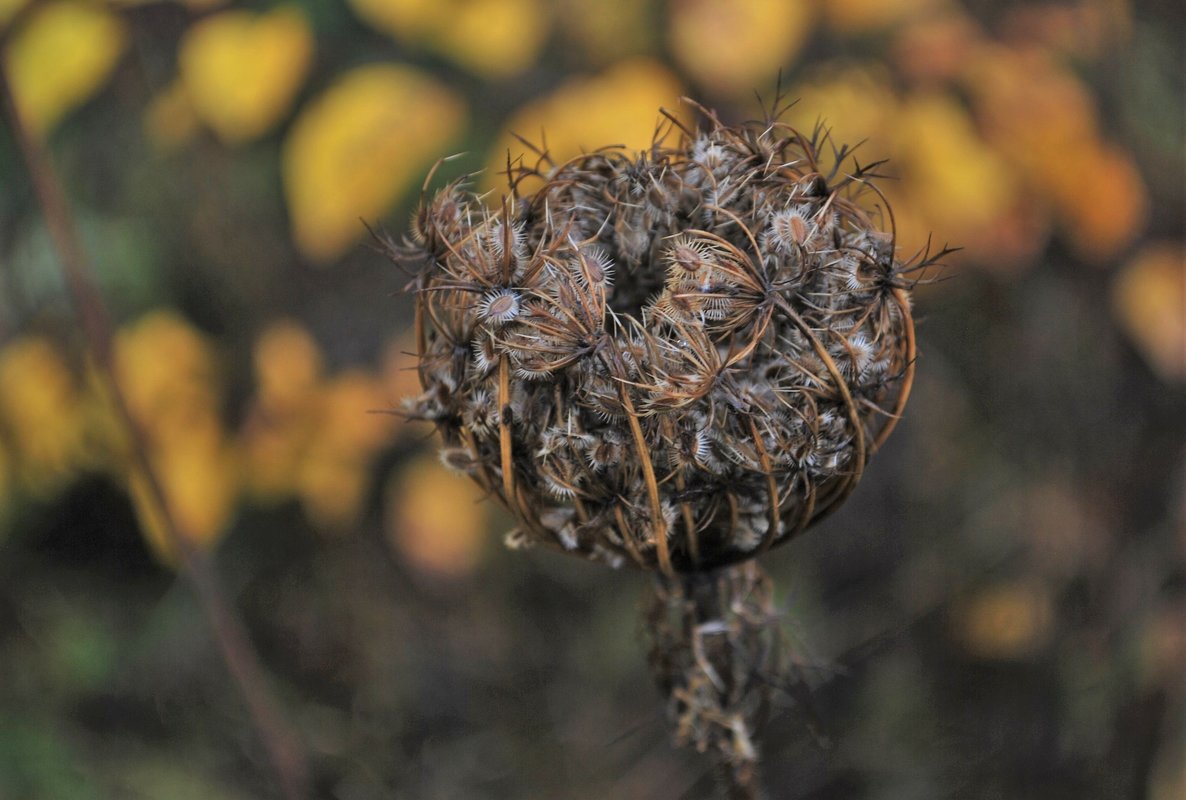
left=4, top=0, right=127, bottom=137
left=669, top=0, right=813, bottom=96
left=178, top=5, right=313, bottom=144
left=283, top=64, right=465, bottom=263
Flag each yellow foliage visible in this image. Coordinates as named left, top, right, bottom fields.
left=962, top=46, right=1147, bottom=261
left=178, top=6, right=313, bottom=144
left=668, top=0, right=813, bottom=96
left=890, top=92, right=1022, bottom=260
left=385, top=454, right=487, bottom=578
left=115, top=310, right=221, bottom=447
left=0, top=337, right=91, bottom=493
left=241, top=321, right=325, bottom=501
left=433, top=0, right=549, bottom=79
left=128, top=416, right=240, bottom=562
left=295, top=370, right=396, bottom=530
left=487, top=59, right=684, bottom=194
left=283, top=64, right=465, bottom=263
left=4, top=0, right=127, bottom=137
left=347, top=0, right=548, bottom=78
left=956, top=581, right=1053, bottom=660
left=144, top=78, right=200, bottom=151
left=1112, top=243, right=1186, bottom=383
left=790, top=66, right=897, bottom=159
left=110, top=311, right=238, bottom=562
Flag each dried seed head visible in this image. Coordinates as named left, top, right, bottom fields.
left=396, top=102, right=931, bottom=573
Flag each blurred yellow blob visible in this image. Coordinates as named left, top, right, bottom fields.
left=1112, top=243, right=1186, bottom=383
left=178, top=6, right=313, bottom=145
left=487, top=58, right=684, bottom=194
left=128, top=416, right=240, bottom=562
left=241, top=321, right=325, bottom=501
left=0, top=337, right=90, bottom=493
left=434, top=0, right=549, bottom=78
left=144, top=78, right=200, bottom=151
left=115, top=310, right=221, bottom=446
left=385, top=454, right=487, bottom=578
left=348, top=0, right=547, bottom=78
left=825, top=0, right=948, bottom=33
left=254, top=320, right=324, bottom=413
left=668, top=0, right=812, bottom=96
left=295, top=371, right=398, bottom=531
left=4, top=0, right=127, bottom=137
left=963, top=46, right=1147, bottom=262
left=113, top=311, right=238, bottom=562
left=956, top=581, right=1053, bottom=661
left=890, top=93, right=1021, bottom=261
left=283, top=64, right=465, bottom=263
left=790, top=66, right=897, bottom=160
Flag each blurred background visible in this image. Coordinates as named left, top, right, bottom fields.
left=0, top=0, right=1183, bottom=797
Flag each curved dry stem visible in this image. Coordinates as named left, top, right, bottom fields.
left=872, top=287, right=916, bottom=452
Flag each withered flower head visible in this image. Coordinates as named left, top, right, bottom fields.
left=394, top=102, right=926, bottom=576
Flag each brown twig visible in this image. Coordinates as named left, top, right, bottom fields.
left=0, top=64, right=308, bottom=799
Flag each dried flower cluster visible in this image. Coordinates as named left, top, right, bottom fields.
left=394, top=103, right=923, bottom=576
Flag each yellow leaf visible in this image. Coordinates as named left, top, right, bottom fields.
left=283, top=64, right=465, bottom=263
left=486, top=58, right=684, bottom=194
left=1112, top=242, right=1186, bottom=383
left=128, top=417, right=240, bottom=563
left=347, top=0, right=548, bottom=78
left=789, top=66, right=897, bottom=159
left=115, top=310, right=221, bottom=445
left=385, top=454, right=487, bottom=578
left=669, top=0, right=813, bottom=96
left=0, top=337, right=90, bottom=493
left=4, top=0, right=127, bottom=137
left=432, top=0, right=548, bottom=78
left=178, top=6, right=313, bottom=144
left=891, top=92, right=1020, bottom=255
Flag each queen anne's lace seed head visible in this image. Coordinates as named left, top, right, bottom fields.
left=391, top=103, right=932, bottom=574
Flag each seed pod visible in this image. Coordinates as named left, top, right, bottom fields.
left=395, top=105, right=920, bottom=576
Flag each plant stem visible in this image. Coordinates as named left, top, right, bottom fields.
left=0, top=63, right=309, bottom=800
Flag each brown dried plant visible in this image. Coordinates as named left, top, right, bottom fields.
left=386, top=98, right=940, bottom=798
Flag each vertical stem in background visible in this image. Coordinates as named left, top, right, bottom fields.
left=0, top=68, right=309, bottom=800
